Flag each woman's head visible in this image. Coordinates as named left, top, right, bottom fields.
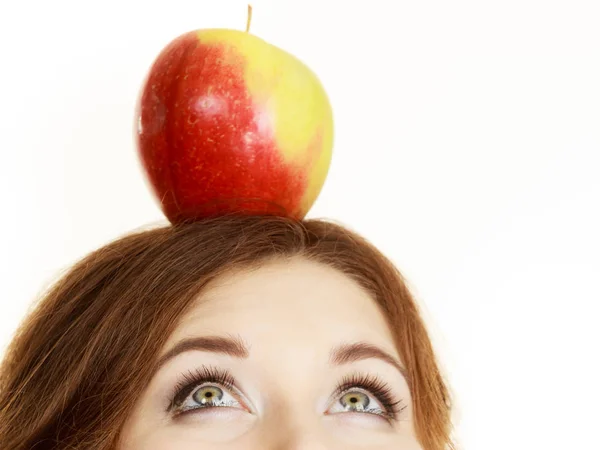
left=0, top=215, right=455, bottom=449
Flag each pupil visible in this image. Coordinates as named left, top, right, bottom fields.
left=350, top=397, right=357, bottom=403
left=205, top=392, right=213, bottom=398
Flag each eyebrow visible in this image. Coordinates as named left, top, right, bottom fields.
left=329, top=342, right=410, bottom=383
left=154, top=334, right=250, bottom=373
left=154, top=335, right=409, bottom=383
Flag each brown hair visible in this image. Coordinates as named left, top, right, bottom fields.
left=0, top=214, right=456, bottom=449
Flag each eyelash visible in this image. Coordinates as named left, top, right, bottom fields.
left=333, top=372, right=408, bottom=421
left=167, top=365, right=237, bottom=413
left=166, top=365, right=408, bottom=422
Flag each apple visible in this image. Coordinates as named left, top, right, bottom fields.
left=134, top=15, right=334, bottom=225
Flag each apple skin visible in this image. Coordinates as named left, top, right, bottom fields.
left=135, top=28, right=334, bottom=225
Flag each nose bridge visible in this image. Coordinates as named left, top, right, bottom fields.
left=258, top=343, right=330, bottom=449
left=267, top=425, right=329, bottom=450
left=261, top=398, right=329, bottom=450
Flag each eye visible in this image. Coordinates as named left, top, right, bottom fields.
left=168, top=366, right=250, bottom=417
left=326, top=387, right=388, bottom=416
left=175, top=382, right=243, bottom=415
left=325, top=372, right=407, bottom=422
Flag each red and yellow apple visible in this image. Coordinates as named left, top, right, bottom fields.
left=134, top=24, right=334, bottom=225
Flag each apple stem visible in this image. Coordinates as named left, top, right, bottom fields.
left=246, top=4, right=253, bottom=33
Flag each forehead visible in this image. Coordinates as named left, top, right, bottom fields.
left=165, top=257, right=397, bottom=354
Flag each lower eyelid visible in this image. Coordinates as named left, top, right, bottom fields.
left=324, top=410, right=394, bottom=429
left=204, top=388, right=252, bottom=413
left=175, top=404, right=252, bottom=420
left=226, top=389, right=254, bottom=413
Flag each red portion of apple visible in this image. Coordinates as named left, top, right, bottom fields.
left=136, top=32, right=314, bottom=224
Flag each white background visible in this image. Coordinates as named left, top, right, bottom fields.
left=1, top=1, right=599, bottom=448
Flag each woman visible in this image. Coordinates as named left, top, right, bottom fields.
left=0, top=214, right=456, bottom=449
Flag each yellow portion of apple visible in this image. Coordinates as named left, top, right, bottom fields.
left=195, top=28, right=334, bottom=215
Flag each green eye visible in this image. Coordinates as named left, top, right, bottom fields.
left=340, top=391, right=370, bottom=411
left=192, top=386, right=224, bottom=405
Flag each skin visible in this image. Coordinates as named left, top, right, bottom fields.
left=118, top=257, right=422, bottom=449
